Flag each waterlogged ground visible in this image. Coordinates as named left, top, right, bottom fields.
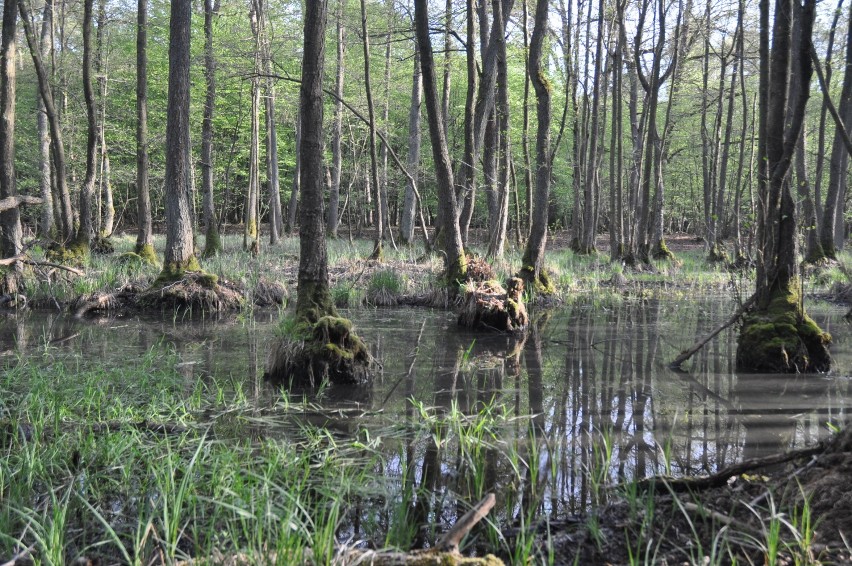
left=2, top=296, right=852, bottom=563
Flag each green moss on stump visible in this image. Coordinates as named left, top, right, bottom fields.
left=737, top=285, right=831, bottom=373
left=154, top=256, right=202, bottom=287
left=651, top=239, right=675, bottom=261
left=201, top=228, right=222, bottom=259
left=134, top=243, right=159, bottom=266
left=265, top=314, right=371, bottom=387
left=518, top=265, right=556, bottom=295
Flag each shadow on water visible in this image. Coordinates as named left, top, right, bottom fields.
left=2, top=296, right=852, bottom=542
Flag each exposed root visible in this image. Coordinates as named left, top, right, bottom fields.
left=458, top=278, right=528, bottom=333
left=138, top=272, right=245, bottom=313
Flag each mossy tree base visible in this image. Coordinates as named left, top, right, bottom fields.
left=517, top=265, right=555, bottom=295
left=46, top=240, right=90, bottom=266
left=134, top=243, right=159, bottom=266
left=736, top=286, right=831, bottom=373
left=264, top=315, right=371, bottom=387
left=651, top=239, right=675, bottom=261
left=706, top=243, right=729, bottom=264
left=458, top=277, right=528, bottom=333
left=201, top=227, right=222, bottom=259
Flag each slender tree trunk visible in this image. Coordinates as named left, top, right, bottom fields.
left=295, top=0, right=335, bottom=322
left=522, top=0, right=533, bottom=236
left=0, top=0, right=21, bottom=259
left=519, top=0, right=554, bottom=293
left=327, top=0, right=345, bottom=238
left=259, top=0, right=282, bottom=246
left=821, top=0, right=852, bottom=259
left=201, top=0, right=221, bottom=258
left=160, top=0, right=197, bottom=277
left=487, top=0, right=509, bottom=259
left=441, top=0, right=452, bottom=136
left=135, top=0, right=154, bottom=261
left=37, top=0, right=54, bottom=238
left=96, top=0, right=113, bottom=237
left=77, top=0, right=97, bottom=250
left=19, top=0, right=74, bottom=244
left=814, top=0, right=845, bottom=226
left=361, top=0, right=384, bottom=259
left=414, top=0, right=467, bottom=285
left=796, top=128, right=821, bottom=262
left=286, top=113, right=301, bottom=233
left=609, top=6, right=624, bottom=262
left=401, top=45, right=422, bottom=245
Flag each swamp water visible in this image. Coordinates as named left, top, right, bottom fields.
left=2, top=296, right=852, bottom=551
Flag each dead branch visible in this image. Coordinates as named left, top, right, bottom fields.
left=437, top=493, right=497, bottom=552
left=626, top=443, right=825, bottom=493
left=0, top=194, right=42, bottom=213
left=668, top=293, right=756, bottom=370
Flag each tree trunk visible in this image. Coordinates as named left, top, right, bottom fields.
left=286, top=112, right=301, bottom=233
left=519, top=0, right=554, bottom=293
left=737, top=0, right=830, bottom=373
left=37, top=0, right=53, bottom=238
left=796, top=128, right=821, bottom=263
left=0, top=0, right=21, bottom=259
left=360, top=0, right=384, bottom=259
left=134, top=0, right=154, bottom=262
left=201, top=0, right=221, bottom=259
left=19, top=0, right=74, bottom=245
left=414, top=0, right=467, bottom=285
left=159, top=0, right=197, bottom=278
left=96, top=0, right=114, bottom=237
left=400, top=44, right=422, bottom=245
left=487, top=0, right=509, bottom=259
left=244, top=1, right=262, bottom=255
left=77, top=0, right=97, bottom=250
left=327, top=0, right=345, bottom=239
left=820, top=0, right=852, bottom=260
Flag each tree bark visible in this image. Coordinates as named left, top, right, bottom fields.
left=95, top=0, right=114, bottom=237
left=19, top=0, right=74, bottom=244
left=135, top=0, right=154, bottom=261
left=414, top=0, right=467, bottom=285
left=201, top=0, right=221, bottom=258
left=360, top=0, right=384, bottom=259
left=296, top=0, right=334, bottom=322
left=286, top=112, right=301, bottom=233
left=738, top=0, right=830, bottom=373
left=400, top=44, right=422, bottom=245
left=0, top=0, right=21, bottom=259
left=327, top=0, right=346, bottom=239
left=37, top=0, right=53, bottom=238
left=76, top=0, right=98, bottom=250
left=160, top=0, right=197, bottom=277
left=519, top=0, right=554, bottom=293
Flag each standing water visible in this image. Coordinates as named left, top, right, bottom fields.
left=1, top=296, right=850, bottom=544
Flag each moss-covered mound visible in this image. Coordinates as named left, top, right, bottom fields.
left=91, top=236, right=115, bottom=255
left=46, top=240, right=90, bottom=266
left=264, top=315, right=371, bottom=387
left=252, top=277, right=288, bottom=307
left=736, top=288, right=831, bottom=373
left=517, top=265, right=555, bottom=295
left=458, top=277, right=528, bottom=333
left=138, top=272, right=245, bottom=313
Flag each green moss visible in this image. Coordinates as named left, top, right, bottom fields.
left=267, top=313, right=371, bottom=386
left=706, top=243, right=728, bottom=264
left=154, top=256, right=202, bottom=286
left=201, top=226, right=222, bottom=259
left=46, top=240, right=90, bottom=265
left=737, top=282, right=831, bottom=373
left=518, top=265, right=556, bottom=295
left=296, top=280, right=337, bottom=324
left=652, top=239, right=675, bottom=261
left=134, top=243, right=159, bottom=266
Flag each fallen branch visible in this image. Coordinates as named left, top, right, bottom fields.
left=436, top=493, right=497, bottom=552
left=626, top=443, right=824, bottom=493
left=0, top=194, right=42, bottom=213
left=668, top=293, right=756, bottom=370
left=0, top=254, right=85, bottom=276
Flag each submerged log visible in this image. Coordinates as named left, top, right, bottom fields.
left=458, top=277, right=528, bottom=332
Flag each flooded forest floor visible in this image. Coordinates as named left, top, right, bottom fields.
left=2, top=230, right=852, bottom=564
